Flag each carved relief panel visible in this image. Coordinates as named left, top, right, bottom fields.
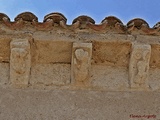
left=129, top=44, right=151, bottom=89
left=10, top=39, right=31, bottom=86
left=71, top=43, right=92, bottom=86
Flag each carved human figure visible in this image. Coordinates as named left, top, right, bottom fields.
left=10, top=39, right=31, bottom=86
left=71, top=43, right=92, bottom=85
left=134, top=51, right=150, bottom=86
left=74, top=48, right=89, bottom=82
left=11, top=48, right=29, bottom=74
left=134, top=61, right=148, bottom=85
left=129, top=44, right=151, bottom=89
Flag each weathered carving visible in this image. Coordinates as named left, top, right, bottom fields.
left=127, top=18, right=149, bottom=31
left=14, top=12, right=38, bottom=22
left=10, top=39, right=31, bottom=86
left=126, top=18, right=159, bottom=35
left=129, top=44, right=151, bottom=89
left=0, top=13, right=10, bottom=22
left=0, top=13, right=19, bottom=30
left=72, top=15, right=95, bottom=29
left=1, top=12, right=38, bottom=30
left=43, top=12, right=67, bottom=28
left=87, top=16, right=126, bottom=33
left=71, top=43, right=92, bottom=85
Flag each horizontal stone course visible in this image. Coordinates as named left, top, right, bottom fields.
left=0, top=21, right=160, bottom=91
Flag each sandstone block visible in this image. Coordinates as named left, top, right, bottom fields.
left=10, top=39, right=31, bottom=86
left=129, top=44, right=151, bottom=89
left=0, top=63, right=9, bottom=85
left=30, top=64, right=70, bottom=86
left=91, top=65, right=129, bottom=91
left=71, top=43, right=92, bottom=86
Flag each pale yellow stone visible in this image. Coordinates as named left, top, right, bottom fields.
left=0, top=63, right=9, bottom=85
left=129, top=44, right=151, bottom=89
left=30, top=64, right=70, bottom=86
left=10, top=39, right=31, bottom=86
left=71, top=43, right=92, bottom=86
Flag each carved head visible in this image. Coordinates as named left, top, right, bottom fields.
left=134, top=52, right=142, bottom=60
left=127, top=18, right=149, bottom=30
left=0, top=13, right=10, bottom=22
left=14, top=12, right=38, bottom=22
left=43, top=12, right=67, bottom=24
left=73, top=15, right=95, bottom=24
left=75, top=49, right=89, bottom=61
left=72, top=15, right=95, bottom=29
left=101, top=16, right=123, bottom=26
left=133, top=45, right=151, bottom=60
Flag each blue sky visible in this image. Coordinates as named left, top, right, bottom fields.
left=0, top=0, right=159, bottom=27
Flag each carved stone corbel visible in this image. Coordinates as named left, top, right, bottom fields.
left=10, top=39, right=31, bottom=87
left=126, top=18, right=158, bottom=35
left=129, top=44, right=151, bottom=89
left=71, top=43, right=92, bottom=86
left=127, top=18, right=149, bottom=31
left=72, top=16, right=95, bottom=30
left=43, top=12, right=67, bottom=29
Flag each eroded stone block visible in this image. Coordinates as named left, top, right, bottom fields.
left=91, top=65, right=129, bottom=91
left=92, top=41, right=131, bottom=67
left=129, top=44, right=151, bottom=89
left=0, top=63, right=9, bottom=85
left=32, top=41, right=72, bottom=64
left=10, top=39, right=31, bottom=86
left=71, top=43, right=92, bottom=85
left=150, top=44, right=160, bottom=67
left=30, top=64, right=70, bottom=86
left=0, top=38, right=11, bottom=62
left=149, top=68, right=160, bottom=91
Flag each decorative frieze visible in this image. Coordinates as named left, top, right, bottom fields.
left=71, top=43, right=92, bottom=85
left=129, top=44, right=151, bottom=89
left=10, top=39, right=31, bottom=86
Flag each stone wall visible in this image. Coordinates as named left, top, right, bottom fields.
left=0, top=12, right=160, bottom=91
left=0, top=34, right=160, bottom=91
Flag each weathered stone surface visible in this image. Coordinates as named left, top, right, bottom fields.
left=92, top=41, right=131, bottom=67
left=30, top=64, right=70, bottom=86
left=1, top=12, right=160, bottom=119
left=129, top=44, right=151, bottom=90
left=0, top=38, right=11, bottom=62
left=14, top=12, right=38, bottom=22
left=91, top=65, right=129, bottom=90
left=32, top=41, right=72, bottom=64
left=149, top=68, right=160, bottom=91
left=0, top=23, right=160, bottom=91
left=150, top=44, right=160, bottom=68
left=0, top=88, right=160, bottom=120
left=10, top=39, right=31, bottom=86
left=0, top=63, right=9, bottom=85
left=71, top=43, right=92, bottom=85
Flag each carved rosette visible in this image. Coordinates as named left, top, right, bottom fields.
left=129, top=44, right=151, bottom=89
left=71, top=43, right=92, bottom=86
left=10, top=39, right=31, bottom=86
